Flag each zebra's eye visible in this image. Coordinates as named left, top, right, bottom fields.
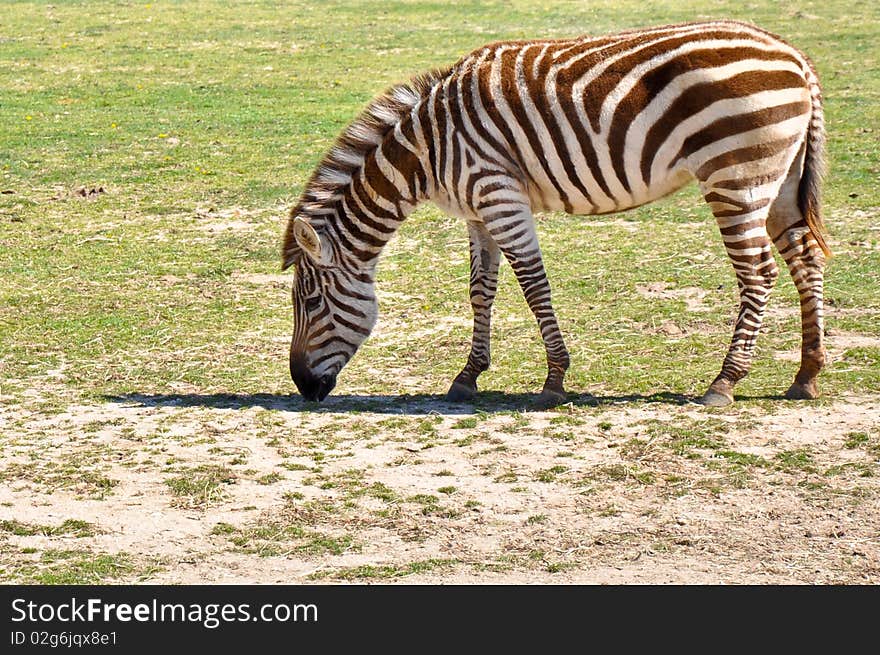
left=304, top=295, right=322, bottom=312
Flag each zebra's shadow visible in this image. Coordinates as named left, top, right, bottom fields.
left=107, top=390, right=707, bottom=415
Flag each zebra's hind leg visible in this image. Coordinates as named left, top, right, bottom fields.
left=699, top=187, right=780, bottom=407
left=446, top=221, right=501, bottom=402
left=767, top=169, right=828, bottom=401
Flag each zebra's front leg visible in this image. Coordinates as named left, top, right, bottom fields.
left=485, top=206, right=570, bottom=407
left=700, top=222, right=779, bottom=407
left=447, top=221, right=501, bottom=402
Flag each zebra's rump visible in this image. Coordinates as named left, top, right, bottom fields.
left=447, top=20, right=816, bottom=215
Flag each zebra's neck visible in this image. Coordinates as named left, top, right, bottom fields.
left=285, top=74, right=452, bottom=275
left=314, top=120, right=430, bottom=274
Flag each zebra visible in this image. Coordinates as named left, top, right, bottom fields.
left=281, top=20, right=830, bottom=407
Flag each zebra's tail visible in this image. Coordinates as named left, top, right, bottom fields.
left=798, top=66, right=831, bottom=258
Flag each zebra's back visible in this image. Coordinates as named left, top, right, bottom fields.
left=444, top=20, right=818, bottom=216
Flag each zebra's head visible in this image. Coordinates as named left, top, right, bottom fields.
left=283, top=216, right=379, bottom=401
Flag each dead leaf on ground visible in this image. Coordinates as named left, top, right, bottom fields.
left=76, top=186, right=106, bottom=198
left=51, top=186, right=107, bottom=201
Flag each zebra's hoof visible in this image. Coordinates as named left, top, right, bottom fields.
left=536, top=388, right=567, bottom=409
left=446, top=381, right=477, bottom=402
left=784, top=381, right=819, bottom=400
left=698, top=390, right=734, bottom=407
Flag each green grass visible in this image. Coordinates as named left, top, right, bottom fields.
left=0, top=518, right=99, bottom=538
left=164, top=464, right=237, bottom=506
left=0, top=0, right=877, bottom=409
left=643, top=418, right=730, bottom=456
left=774, top=449, right=818, bottom=473
left=844, top=432, right=871, bottom=449
left=0, top=458, right=118, bottom=498
left=215, top=519, right=357, bottom=558
left=0, top=548, right=160, bottom=584
left=535, top=465, right=569, bottom=483
left=308, top=558, right=457, bottom=581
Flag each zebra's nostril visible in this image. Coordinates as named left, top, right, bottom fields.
left=317, top=373, right=337, bottom=401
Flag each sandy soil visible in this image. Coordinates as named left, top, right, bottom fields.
left=1, top=383, right=878, bottom=585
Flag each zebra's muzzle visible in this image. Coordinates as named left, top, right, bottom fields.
left=290, top=358, right=337, bottom=402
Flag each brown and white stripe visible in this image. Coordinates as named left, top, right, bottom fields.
left=282, top=20, right=830, bottom=406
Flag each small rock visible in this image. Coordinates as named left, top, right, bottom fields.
left=658, top=320, right=684, bottom=336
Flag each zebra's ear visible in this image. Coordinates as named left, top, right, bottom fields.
left=293, top=217, right=327, bottom=265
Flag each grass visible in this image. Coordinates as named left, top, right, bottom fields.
left=0, top=0, right=878, bottom=407
left=535, top=465, right=569, bottom=483
left=0, top=458, right=118, bottom=498
left=774, top=449, right=817, bottom=473
left=164, top=464, right=237, bottom=506
left=0, top=548, right=161, bottom=584
left=308, top=558, right=457, bottom=581
left=213, top=519, right=357, bottom=558
left=0, top=518, right=99, bottom=538
left=643, top=418, right=730, bottom=456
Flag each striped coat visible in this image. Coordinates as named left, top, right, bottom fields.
left=283, top=20, right=829, bottom=407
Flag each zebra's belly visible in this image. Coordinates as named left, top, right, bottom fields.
left=526, top=164, right=695, bottom=216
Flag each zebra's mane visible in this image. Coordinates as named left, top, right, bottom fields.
left=283, top=68, right=450, bottom=268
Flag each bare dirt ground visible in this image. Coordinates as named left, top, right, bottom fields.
left=1, top=381, right=878, bottom=584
